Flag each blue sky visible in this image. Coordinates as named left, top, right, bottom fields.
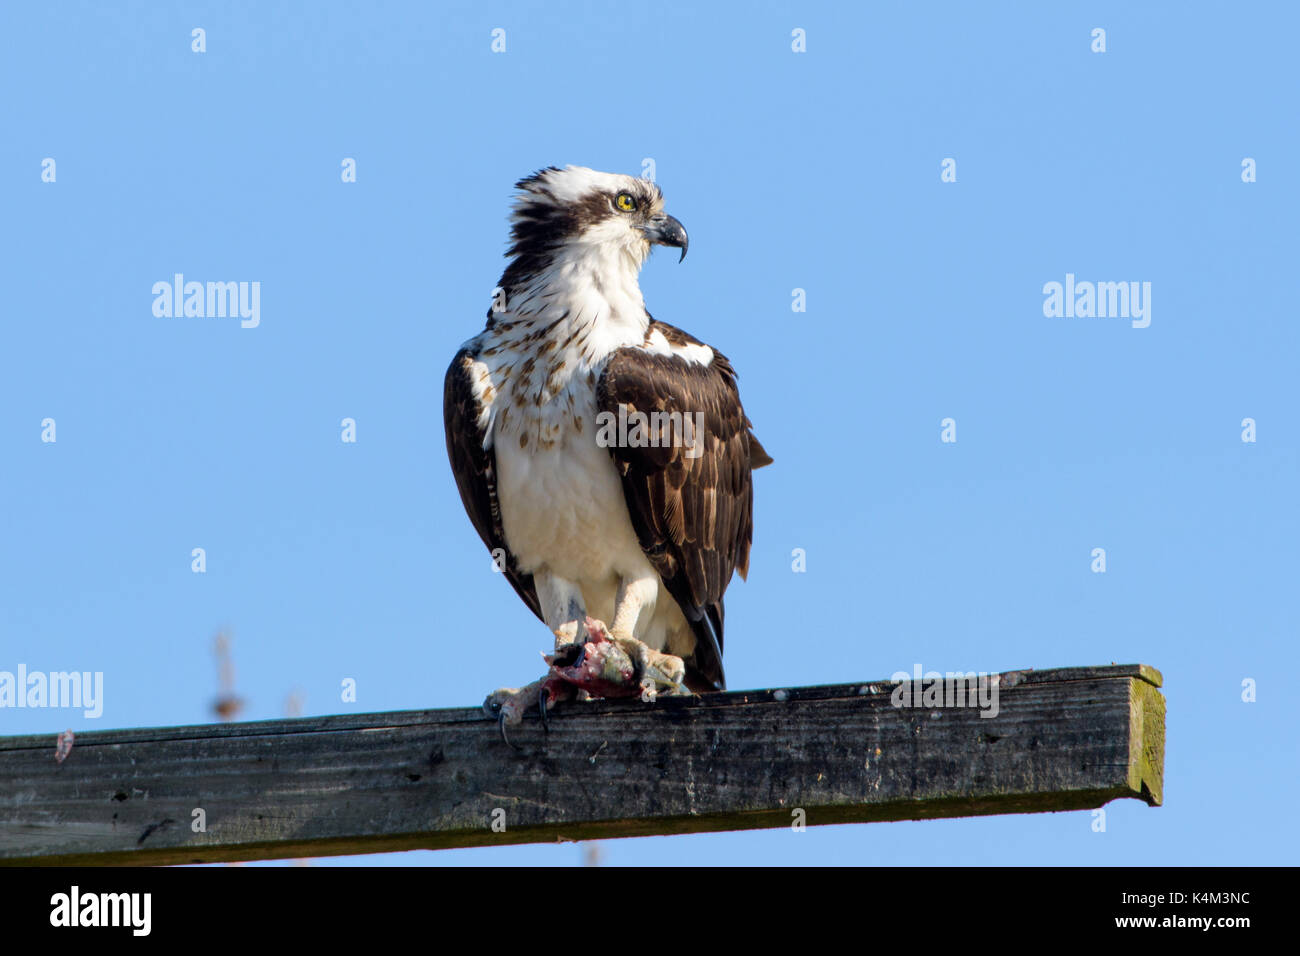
left=2, top=1, right=1296, bottom=865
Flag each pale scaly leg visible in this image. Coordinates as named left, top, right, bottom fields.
left=609, top=572, right=686, bottom=701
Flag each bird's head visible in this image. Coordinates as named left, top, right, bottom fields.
left=504, top=166, right=689, bottom=277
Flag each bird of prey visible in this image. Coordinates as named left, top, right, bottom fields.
left=443, top=166, right=771, bottom=737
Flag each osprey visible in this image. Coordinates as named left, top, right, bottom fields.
left=443, top=166, right=770, bottom=736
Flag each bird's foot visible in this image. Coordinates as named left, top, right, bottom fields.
left=484, top=618, right=687, bottom=746
left=483, top=676, right=573, bottom=748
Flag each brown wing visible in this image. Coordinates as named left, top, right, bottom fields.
left=443, top=347, right=542, bottom=621
left=596, top=322, right=770, bottom=691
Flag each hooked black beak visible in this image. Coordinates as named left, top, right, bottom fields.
left=642, top=214, right=689, bottom=262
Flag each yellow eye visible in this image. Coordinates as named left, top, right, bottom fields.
left=615, top=193, right=637, bottom=212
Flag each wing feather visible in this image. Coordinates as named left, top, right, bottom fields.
left=597, top=321, right=769, bottom=691
left=443, top=347, right=542, bottom=621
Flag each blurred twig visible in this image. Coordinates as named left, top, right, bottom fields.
left=211, top=630, right=245, bottom=723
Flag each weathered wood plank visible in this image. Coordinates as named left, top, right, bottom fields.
left=0, top=664, right=1164, bottom=865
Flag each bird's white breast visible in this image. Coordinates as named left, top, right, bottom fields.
left=464, top=247, right=654, bottom=588
left=493, top=416, right=647, bottom=585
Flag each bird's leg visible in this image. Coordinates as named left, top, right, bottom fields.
left=482, top=574, right=690, bottom=744
left=536, top=570, right=588, bottom=650
left=608, top=574, right=687, bottom=701
left=609, top=573, right=657, bottom=642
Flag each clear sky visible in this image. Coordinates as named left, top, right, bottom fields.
left=2, top=1, right=1296, bottom=865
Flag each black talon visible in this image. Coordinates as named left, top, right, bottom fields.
left=498, top=712, right=519, bottom=750
left=551, top=643, right=586, bottom=668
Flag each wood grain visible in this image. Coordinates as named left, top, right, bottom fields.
left=0, top=664, right=1164, bottom=865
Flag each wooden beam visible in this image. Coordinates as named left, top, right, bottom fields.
left=0, top=664, right=1163, bottom=865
